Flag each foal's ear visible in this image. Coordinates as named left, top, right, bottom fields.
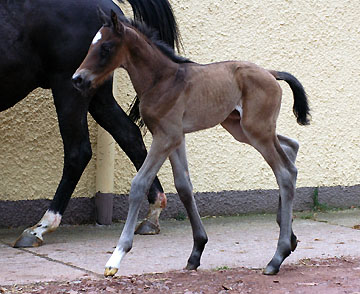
left=111, top=10, right=124, bottom=36
left=97, top=7, right=111, bottom=26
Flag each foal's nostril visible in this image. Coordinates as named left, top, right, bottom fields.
left=72, top=74, right=83, bottom=89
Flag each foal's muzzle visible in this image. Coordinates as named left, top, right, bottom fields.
left=71, top=70, right=93, bottom=95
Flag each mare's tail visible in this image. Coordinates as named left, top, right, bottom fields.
left=126, top=0, right=181, bottom=51
left=126, top=0, right=182, bottom=126
left=270, top=71, right=311, bottom=126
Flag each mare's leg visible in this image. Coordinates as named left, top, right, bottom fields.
left=89, top=80, right=166, bottom=235
left=169, top=139, right=208, bottom=270
left=104, top=134, right=179, bottom=276
left=221, top=117, right=298, bottom=275
left=14, top=80, right=92, bottom=247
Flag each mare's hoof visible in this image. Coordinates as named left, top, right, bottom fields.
left=13, top=231, right=43, bottom=248
left=104, top=267, right=118, bottom=277
left=135, top=219, right=160, bottom=235
left=263, top=264, right=279, bottom=275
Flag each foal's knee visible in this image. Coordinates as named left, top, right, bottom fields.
left=129, top=175, right=148, bottom=203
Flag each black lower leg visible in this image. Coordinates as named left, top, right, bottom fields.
left=49, top=84, right=92, bottom=215
left=179, top=192, right=207, bottom=270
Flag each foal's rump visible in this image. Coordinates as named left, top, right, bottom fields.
left=234, top=62, right=310, bottom=125
left=181, top=61, right=310, bottom=133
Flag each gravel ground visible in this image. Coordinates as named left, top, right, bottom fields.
left=2, top=256, right=360, bottom=294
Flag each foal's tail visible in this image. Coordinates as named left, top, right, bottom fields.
left=270, top=71, right=311, bottom=126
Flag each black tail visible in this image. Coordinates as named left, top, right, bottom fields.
left=273, top=71, right=311, bottom=126
left=126, top=0, right=181, bottom=51
left=125, top=0, right=182, bottom=126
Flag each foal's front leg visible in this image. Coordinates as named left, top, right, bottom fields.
left=89, top=81, right=166, bottom=235
left=169, top=139, right=208, bottom=270
left=104, top=136, right=176, bottom=276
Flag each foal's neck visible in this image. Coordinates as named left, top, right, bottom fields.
left=123, top=29, right=179, bottom=97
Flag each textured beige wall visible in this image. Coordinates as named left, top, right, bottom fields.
left=1, top=0, right=360, bottom=201
left=0, top=89, right=97, bottom=201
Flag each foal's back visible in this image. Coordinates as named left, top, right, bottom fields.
left=178, top=60, right=281, bottom=133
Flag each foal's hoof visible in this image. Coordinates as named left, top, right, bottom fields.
left=263, top=264, right=279, bottom=275
left=13, top=231, right=43, bottom=248
left=104, top=267, right=118, bottom=277
left=185, top=262, right=200, bottom=271
left=135, top=219, right=160, bottom=235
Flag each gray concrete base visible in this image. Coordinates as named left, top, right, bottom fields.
left=0, top=185, right=359, bottom=228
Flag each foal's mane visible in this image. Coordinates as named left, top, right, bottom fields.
left=124, top=17, right=193, bottom=126
left=128, top=18, right=192, bottom=64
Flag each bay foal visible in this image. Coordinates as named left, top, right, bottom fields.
left=73, top=10, right=310, bottom=276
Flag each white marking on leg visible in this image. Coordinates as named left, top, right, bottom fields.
left=92, top=31, right=102, bottom=45
left=29, top=210, right=62, bottom=240
left=105, top=247, right=127, bottom=270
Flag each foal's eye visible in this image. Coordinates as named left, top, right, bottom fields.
left=100, top=43, right=112, bottom=57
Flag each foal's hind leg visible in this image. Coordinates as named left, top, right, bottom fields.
left=277, top=135, right=299, bottom=252
left=89, top=80, right=166, bottom=235
left=169, top=139, right=208, bottom=270
left=249, top=135, right=297, bottom=275
left=278, top=134, right=299, bottom=164
left=222, top=117, right=298, bottom=275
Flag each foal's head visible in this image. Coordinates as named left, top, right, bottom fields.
left=72, top=9, right=128, bottom=95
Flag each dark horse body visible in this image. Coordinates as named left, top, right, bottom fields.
left=0, top=0, right=179, bottom=246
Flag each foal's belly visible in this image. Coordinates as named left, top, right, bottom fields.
left=181, top=63, right=242, bottom=133
left=182, top=91, right=240, bottom=133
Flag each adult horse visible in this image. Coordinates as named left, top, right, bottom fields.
left=73, top=10, right=310, bottom=276
left=0, top=0, right=180, bottom=247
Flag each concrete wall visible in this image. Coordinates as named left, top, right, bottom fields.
left=1, top=0, right=360, bottom=205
